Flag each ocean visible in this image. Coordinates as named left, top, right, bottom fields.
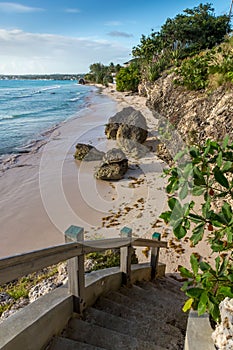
left=0, top=79, right=93, bottom=157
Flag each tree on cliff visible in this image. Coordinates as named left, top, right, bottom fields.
left=133, top=3, right=231, bottom=61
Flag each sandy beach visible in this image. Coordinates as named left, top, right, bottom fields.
left=0, top=84, right=212, bottom=273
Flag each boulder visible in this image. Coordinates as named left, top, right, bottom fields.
left=105, top=107, right=148, bottom=142
left=117, top=123, right=148, bottom=144
left=78, top=78, right=85, bottom=85
left=102, top=148, right=127, bottom=164
left=95, top=148, right=128, bottom=181
left=117, top=138, right=148, bottom=158
left=74, top=143, right=104, bottom=161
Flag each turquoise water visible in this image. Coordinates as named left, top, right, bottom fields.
left=0, top=80, right=92, bottom=156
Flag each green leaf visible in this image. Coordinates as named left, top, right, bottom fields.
left=168, top=198, right=184, bottom=221
left=190, top=224, right=205, bottom=245
left=182, top=298, right=194, bottom=312
left=222, top=135, right=229, bottom=150
left=222, top=202, right=232, bottom=223
left=226, top=227, right=233, bottom=243
left=222, top=161, right=232, bottom=172
left=174, top=224, right=187, bottom=239
left=215, top=257, right=220, bottom=273
left=166, top=178, right=179, bottom=193
left=218, top=286, right=233, bottom=298
left=186, top=287, right=204, bottom=298
left=219, top=258, right=228, bottom=276
left=214, top=167, right=229, bottom=189
left=193, top=166, right=206, bottom=186
left=178, top=266, right=193, bottom=278
left=179, top=182, right=189, bottom=200
left=202, top=199, right=211, bottom=218
left=172, top=218, right=183, bottom=229
left=159, top=211, right=171, bottom=224
left=198, top=291, right=208, bottom=316
left=168, top=197, right=178, bottom=210
left=190, top=254, right=199, bottom=275
left=199, top=261, right=211, bottom=271
left=192, top=186, right=205, bottom=196
left=189, top=147, right=199, bottom=158
left=183, top=163, right=193, bottom=178
left=189, top=213, right=204, bottom=223
left=216, top=151, right=223, bottom=168
left=184, top=218, right=191, bottom=230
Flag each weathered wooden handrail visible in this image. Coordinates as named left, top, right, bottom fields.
left=0, top=236, right=167, bottom=286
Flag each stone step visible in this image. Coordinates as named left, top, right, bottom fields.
left=85, top=307, right=184, bottom=349
left=138, top=279, right=185, bottom=299
left=94, top=295, right=183, bottom=336
left=123, top=281, right=185, bottom=303
left=64, top=317, right=165, bottom=350
left=49, top=336, right=107, bottom=350
left=117, top=285, right=187, bottom=330
left=94, top=296, right=143, bottom=321
left=103, top=289, right=185, bottom=329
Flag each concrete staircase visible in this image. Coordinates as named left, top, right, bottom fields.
left=48, top=277, right=187, bottom=350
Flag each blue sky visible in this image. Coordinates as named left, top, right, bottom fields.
left=0, top=1, right=231, bottom=74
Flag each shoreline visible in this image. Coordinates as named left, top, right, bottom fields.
left=0, top=85, right=97, bottom=174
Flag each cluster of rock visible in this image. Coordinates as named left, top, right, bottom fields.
left=105, top=107, right=148, bottom=157
left=95, top=148, right=128, bottom=181
left=74, top=107, right=149, bottom=180
left=212, top=297, right=233, bottom=350
left=74, top=144, right=128, bottom=181
left=74, top=143, right=104, bottom=162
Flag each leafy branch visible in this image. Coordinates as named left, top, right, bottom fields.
left=160, top=137, right=233, bottom=321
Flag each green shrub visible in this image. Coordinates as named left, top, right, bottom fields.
left=116, top=63, right=141, bottom=92
left=174, top=54, right=209, bottom=90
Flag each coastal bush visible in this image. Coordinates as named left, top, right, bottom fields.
left=174, top=37, right=233, bottom=91
left=116, top=63, right=141, bottom=92
left=160, top=137, right=233, bottom=322
left=174, top=54, right=209, bottom=90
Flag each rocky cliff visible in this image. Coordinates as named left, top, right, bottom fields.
left=139, top=73, right=233, bottom=148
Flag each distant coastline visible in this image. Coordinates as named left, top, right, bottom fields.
left=0, top=73, right=85, bottom=81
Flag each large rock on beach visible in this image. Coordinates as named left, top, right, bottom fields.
left=105, top=107, right=148, bottom=143
left=74, top=143, right=104, bottom=161
left=95, top=148, right=128, bottom=181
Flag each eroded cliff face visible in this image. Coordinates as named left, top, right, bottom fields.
left=139, top=73, right=233, bottom=145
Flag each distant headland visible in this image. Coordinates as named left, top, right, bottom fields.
left=0, top=74, right=85, bottom=81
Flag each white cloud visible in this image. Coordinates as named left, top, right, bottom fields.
left=0, top=2, right=44, bottom=13
left=65, top=8, right=81, bottom=14
left=0, top=28, right=131, bottom=74
left=104, top=21, right=122, bottom=26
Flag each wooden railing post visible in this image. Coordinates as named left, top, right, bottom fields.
left=150, top=232, right=161, bottom=280
left=120, top=227, right=132, bottom=286
left=65, top=225, right=85, bottom=314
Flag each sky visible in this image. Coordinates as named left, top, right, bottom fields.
left=0, top=0, right=231, bottom=74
